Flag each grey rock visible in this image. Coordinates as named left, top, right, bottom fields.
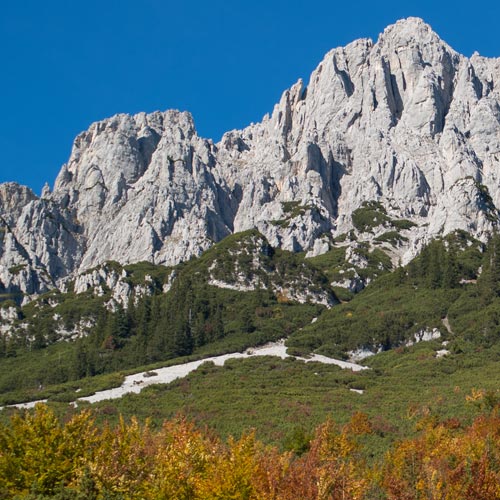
left=206, top=232, right=337, bottom=306
left=216, top=17, right=500, bottom=266
left=3, top=17, right=500, bottom=297
left=52, top=110, right=234, bottom=271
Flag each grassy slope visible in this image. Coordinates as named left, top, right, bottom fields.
left=2, top=230, right=499, bottom=461
left=0, top=230, right=333, bottom=403
left=6, top=340, right=495, bottom=461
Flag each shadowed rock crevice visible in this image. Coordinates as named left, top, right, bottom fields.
left=333, top=55, right=354, bottom=97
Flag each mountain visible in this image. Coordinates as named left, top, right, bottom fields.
left=2, top=17, right=500, bottom=302
left=5, top=19, right=500, bottom=495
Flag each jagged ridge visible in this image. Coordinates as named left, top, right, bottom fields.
left=2, top=17, right=500, bottom=300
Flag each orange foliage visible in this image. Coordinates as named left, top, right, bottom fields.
left=3, top=404, right=500, bottom=499
left=383, top=412, right=500, bottom=500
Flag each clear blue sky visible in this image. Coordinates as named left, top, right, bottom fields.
left=1, top=0, right=500, bottom=194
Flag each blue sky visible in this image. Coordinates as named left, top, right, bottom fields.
left=2, top=0, right=500, bottom=194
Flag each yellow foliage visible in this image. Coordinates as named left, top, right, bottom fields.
left=90, top=415, right=154, bottom=497
left=0, top=403, right=97, bottom=497
left=2, top=404, right=500, bottom=499
left=149, top=418, right=216, bottom=499
left=276, top=290, right=292, bottom=304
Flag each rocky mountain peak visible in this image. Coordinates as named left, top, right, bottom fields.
left=2, top=18, right=500, bottom=302
left=378, top=17, right=447, bottom=48
left=0, top=183, right=37, bottom=226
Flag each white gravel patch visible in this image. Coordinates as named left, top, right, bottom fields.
left=78, top=341, right=368, bottom=404
left=350, top=388, right=364, bottom=395
left=436, top=349, right=450, bottom=358
left=4, top=399, right=48, bottom=410
left=2, top=340, right=368, bottom=409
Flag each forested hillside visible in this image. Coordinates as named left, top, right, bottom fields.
left=0, top=230, right=330, bottom=404
left=4, top=229, right=500, bottom=410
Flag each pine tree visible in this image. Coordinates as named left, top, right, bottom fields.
left=30, top=317, right=46, bottom=350
left=442, top=246, right=459, bottom=288
left=426, top=241, right=444, bottom=289
left=73, top=342, right=88, bottom=379
left=212, top=296, right=225, bottom=340
left=478, top=233, right=500, bottom=299
left=0, top=333, right=5, bottom=358
left=132, top=296, right=152, bottom=364
left=102, top=304, right=131, bottom=350
left=91, top=308, right=109, bottom=348
left=240, top=308, right=255, bottom=333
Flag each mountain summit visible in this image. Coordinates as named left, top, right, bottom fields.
left=2, top=18, right=500, bottom=300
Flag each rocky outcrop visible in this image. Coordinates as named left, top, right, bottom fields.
left=205, top=231, right=337, bottom=307
left=52, top=111, right=235, bottom=272
left=69, top=261, right=171, bottom=308
left=217, top=18, right=500, bottom=263
left=2, top=17, right=500, bottom=299
left=0, top=183, right=37, bottom=226
left=0, top=183, right=84, bottom=300
left=0, top=303, right=20, bottom=337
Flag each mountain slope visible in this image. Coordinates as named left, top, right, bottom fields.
left=2, top=17, right=500, bottom=300
left=0, top=230, right=332, bottom=403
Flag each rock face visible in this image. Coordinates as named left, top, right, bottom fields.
left=2, top=17, right=500, bottom=297
left=0, top=183, right=84, bottom=300
left=219, top=18, right=500, bottom=257
left=52, top=111, right=235, bottom=272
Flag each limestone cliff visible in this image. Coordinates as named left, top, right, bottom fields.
left=2, top=18, right=500, bottom=299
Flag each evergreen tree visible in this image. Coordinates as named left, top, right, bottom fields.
left=442, top=246, right=459, bottom=288
left=132, top=295, right=152, bottom=364
left=172, top=316, right=193, bottom=356
left=191, top=286, right=210, bottom=347
left=426, top=241, right=444, bottom=289
left=147, top=323, right=167, bottom=362
left=73, top=342, right=89, bottom=379
left=211, top=295, right=225, bottom=340
left=478, top=233, right=500, bottom=299
left=30, top=317, right=46, bottom=350
left=240, top=308, right=255, bottom=333
left=0, top=333, right=6, bottom=358
left=91, top=308, right=110, bottom=348
left=102, top=305, right=131, bottom=349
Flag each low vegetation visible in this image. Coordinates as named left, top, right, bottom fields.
left=307, top=241, right=392, bottom=291
left=289, top=231, right=488, bottom=357
left=351, top=201, right=390, bottom=232
left=0, top=231, right=327, bottom=404
left=3, top=229, right=500, bottom=497
left=2, top=402, right=500, bottom=499
left=270, top=201, right=317, bottom=228
left=351, top=200, right=419, bottom=235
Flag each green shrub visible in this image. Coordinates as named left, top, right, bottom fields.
left=391, top=219, right=417, bottom=230
left=375, top=231, right=408, bottom=247
left=352, top=202, right=390, bottom=232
